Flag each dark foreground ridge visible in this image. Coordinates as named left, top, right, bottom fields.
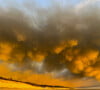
left=0, top=76, right=69, bottom=88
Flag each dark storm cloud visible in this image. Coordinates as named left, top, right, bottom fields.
left=0, top=0, right=100, bottom=80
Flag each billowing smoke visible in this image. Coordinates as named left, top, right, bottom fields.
left=0, top=0, right=100, bottom=81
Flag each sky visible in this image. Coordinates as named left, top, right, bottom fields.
left=0, top=0, right=82, bottom=8
left=0, top=0, right=100, bottom=88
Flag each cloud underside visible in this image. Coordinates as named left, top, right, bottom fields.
left=0, top=0, right=100, bottom=87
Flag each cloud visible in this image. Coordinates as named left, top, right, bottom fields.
left=75, top=0, right=100, bottom=12
left=0, top=0, right=100, bottom=87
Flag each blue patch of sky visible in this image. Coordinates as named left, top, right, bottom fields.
left=35, top=0, right=51, bottom=8
left=69, top=0, right=82, bottom=5
left=0, top=0, right=82, bottom=8
left=34, top=0, right=82, bottom=8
